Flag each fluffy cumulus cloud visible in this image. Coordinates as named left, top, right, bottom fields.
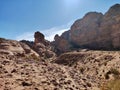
left=16, top=27, right=69, bottom=41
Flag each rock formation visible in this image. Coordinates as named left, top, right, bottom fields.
left=51, top=34, right=71, bottom=55
left=0, top=38, right=39, bottom=57
left=70, top=12, right=103, bottom=49
left=99, top=4, right=120, bottom=49
left=53, top=4, right=120, bottom=54
left=21, top=31, right=56, bottom=59
left=34, top=31, right=45, bottom=45
left=33, top=31, right=55, bottom=58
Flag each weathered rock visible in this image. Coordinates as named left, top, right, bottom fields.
left=0, top=50, right=14, bottom=55
left=20, top=42, right=39, bottom=57
left=52, top=34, right=71, bottom=55
left=0, top=40, right=25, bottom=55
left=34, top=31, right=45, bottom=44
left=0, top=38, right=40, bottom=60
left=20, top=32, right=56, bottom=59
left=98, top=4, right=120, bottom=49
left=33, top=31, right=56, bottom=58
left=70, top=12, right=103, bottom=49
left=34, top=31, right=50, bottom=46
left=61, top=30, right=70, bottom=40
left=53, top=4, right=120, bottom=52
left=44, top=50, right=56, bottom=58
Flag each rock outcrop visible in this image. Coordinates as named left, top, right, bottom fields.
left=33, top=31, right=56, bottom=59
left=0, top=31, right=56, bottom=60
left=21, top=31, right=56, bottom=59
left=34, top=31, right=45, bottom=45
left=98, top=4, right=120, bottom=49
left=53, top=4, right=120, bottom=54
left=0, top=38, right=38, bottom=57
left=70, top=12, right=103, bottom=49
left=52, top=34, right=71, bottom=55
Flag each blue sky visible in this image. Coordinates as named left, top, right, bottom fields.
left=0, top=0, right=120, bottom=41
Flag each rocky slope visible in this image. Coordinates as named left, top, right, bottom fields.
left=0, top=33, right=120, bottom=90
left=53, top=4, right=120, bottom=54
left=0, top=31, right=56, bottom=63
left=0, top=32, right=120, bottom=90
left=0, top=38, right=39, bottom=58
left=0, top=48, right=120, bottom=90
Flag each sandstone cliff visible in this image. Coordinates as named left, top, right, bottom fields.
left=53, top=4, right=120, bottom=54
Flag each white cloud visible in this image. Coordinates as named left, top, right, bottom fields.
left=16, top=27, right=69, bottom=41
left=42, top=27, right=69, bottom=41
left=16, top=32, right=34, bottom=41
left=16, top=21, right=73, bottom=41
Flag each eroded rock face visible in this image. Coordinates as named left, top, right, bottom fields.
left=33, top=31, right=56, bottom=58
left=70, top=12, right=103, bottom=49
left=20, top=42, right=39, bottom=57
left=0, top=38, right=39, bottom=60
left=20, top=31, right=56, bottom=59
left=0, top=39, right=25, bottom=55
left=34, top=31, right=45, bottom=44
left=52, top=34, right=71, bottom=55
left=70, top=4, right=120, bottom=49
left=99, top=4, right=120, bottom=49
left=53, top=4, right=120, bottom=52
left=61, top=30, right=70, bottom=40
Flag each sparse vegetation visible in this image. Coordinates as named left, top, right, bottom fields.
left=101, top=79, right=120, bottom=90
left=105, top=68, right=120, bottom=80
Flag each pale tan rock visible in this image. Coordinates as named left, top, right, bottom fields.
left=52, top=34, right=71, bottom=55
left=53, top=4, right=120, bottom=51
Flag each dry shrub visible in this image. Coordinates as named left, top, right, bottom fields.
left=101, top=68, right=120, bottom=90
left=104, top=68, right=120, bottom=80
left=101, top=79, right=120, bottom=90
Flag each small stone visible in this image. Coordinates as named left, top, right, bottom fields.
left=22, top=81, right=32, bottom=86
